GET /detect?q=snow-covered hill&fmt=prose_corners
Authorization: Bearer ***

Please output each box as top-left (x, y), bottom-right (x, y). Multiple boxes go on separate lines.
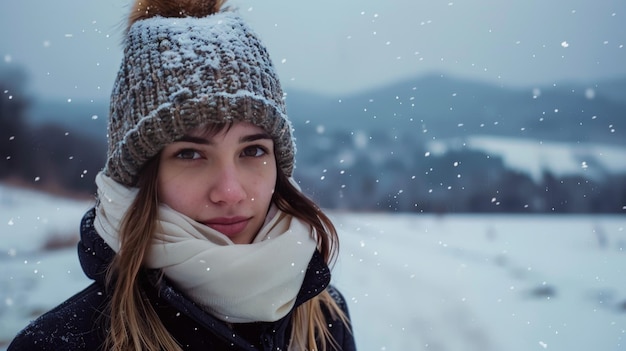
top-left (1, 184), bottom-right (625, 350)
top-left (429, 136), bottom-right (626, 182)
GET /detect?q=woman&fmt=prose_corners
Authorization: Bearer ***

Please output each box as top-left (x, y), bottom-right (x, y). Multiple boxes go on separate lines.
top-left (8, 0), bottom-right (356, 350)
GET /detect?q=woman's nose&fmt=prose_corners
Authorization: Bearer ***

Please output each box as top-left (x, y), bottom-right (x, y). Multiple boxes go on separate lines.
top-left (208, 165), bottom-right (246, 205)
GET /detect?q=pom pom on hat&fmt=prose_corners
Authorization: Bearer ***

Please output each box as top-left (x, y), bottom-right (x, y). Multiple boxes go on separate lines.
top-left (128, 0), bottom-right (225, 28)
top-left (105, 0), bottom-right (295, 186)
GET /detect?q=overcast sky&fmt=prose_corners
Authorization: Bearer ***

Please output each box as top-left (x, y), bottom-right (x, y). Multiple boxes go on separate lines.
top-left (1, 0), bottom-right (625, 102)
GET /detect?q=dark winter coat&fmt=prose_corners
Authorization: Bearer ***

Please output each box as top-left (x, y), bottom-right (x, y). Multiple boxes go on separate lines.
top-left (8, 208), bottom-right (356, 351)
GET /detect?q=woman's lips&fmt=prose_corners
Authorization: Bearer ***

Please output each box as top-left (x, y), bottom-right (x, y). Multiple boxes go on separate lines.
top-left (203, 217), bottom-right (250, 237)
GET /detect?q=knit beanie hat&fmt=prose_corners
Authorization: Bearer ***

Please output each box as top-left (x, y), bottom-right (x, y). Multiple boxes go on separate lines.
top-left (104, 0), bottom-right (294, 187)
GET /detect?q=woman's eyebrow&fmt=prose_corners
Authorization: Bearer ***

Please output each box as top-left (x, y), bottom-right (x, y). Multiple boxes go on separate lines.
top-left (174, 133), bottom-right (271, 144)
top-left (240, 133), bottom-right (272, 143)
top-left (175, 135), bottom-right (212, 145)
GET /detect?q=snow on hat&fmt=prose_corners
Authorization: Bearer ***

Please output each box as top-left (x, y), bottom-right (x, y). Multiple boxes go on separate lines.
top-left (104, 0), bottom-right (294, 186)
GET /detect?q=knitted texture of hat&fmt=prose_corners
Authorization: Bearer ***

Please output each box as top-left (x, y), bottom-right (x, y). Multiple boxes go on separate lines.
top-left (104, 10), bottom-right (294, 186)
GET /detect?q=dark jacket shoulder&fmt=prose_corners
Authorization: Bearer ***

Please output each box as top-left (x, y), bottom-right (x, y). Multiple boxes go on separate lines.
top-left (8, 282), bottom-right (108, 351)
top-left (325, 285), bottom-right (357, 351)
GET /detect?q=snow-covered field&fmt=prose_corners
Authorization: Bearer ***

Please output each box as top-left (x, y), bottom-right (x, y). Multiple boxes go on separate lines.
top-left (1, 184), bottom-right (625, 350)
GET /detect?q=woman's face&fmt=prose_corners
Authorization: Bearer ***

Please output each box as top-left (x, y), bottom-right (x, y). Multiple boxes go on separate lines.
top-left (158, 122), bottom-right (277, 244)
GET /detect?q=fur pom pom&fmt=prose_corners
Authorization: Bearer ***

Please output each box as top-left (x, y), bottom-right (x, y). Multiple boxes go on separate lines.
top-left (128, 0), bottom-right (226, 28)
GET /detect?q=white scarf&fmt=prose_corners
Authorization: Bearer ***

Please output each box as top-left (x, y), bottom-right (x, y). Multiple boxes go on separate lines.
top-left (93, 172), bottom-right (317, 323)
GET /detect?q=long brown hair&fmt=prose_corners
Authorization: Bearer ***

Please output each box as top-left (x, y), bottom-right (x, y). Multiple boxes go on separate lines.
top-left (273, 166), bottom-right (351, 351)
top-left (104, 126), bottom-right (350, 350)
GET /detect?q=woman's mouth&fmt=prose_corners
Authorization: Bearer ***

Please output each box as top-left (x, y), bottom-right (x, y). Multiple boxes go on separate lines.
top-left (203, 217), bottom-right (250, 237)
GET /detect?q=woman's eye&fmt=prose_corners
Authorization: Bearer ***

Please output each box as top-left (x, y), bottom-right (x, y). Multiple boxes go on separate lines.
top-left (176, 149), bottom-right (201, 160)
top-left (241, 145), bottom-right (266, 157)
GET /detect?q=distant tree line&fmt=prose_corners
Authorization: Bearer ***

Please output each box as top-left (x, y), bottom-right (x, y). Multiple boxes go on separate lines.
top-left (0, 66), bottom-right (105, 196)
top-left (294, 127), bottom-right (626, 214)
